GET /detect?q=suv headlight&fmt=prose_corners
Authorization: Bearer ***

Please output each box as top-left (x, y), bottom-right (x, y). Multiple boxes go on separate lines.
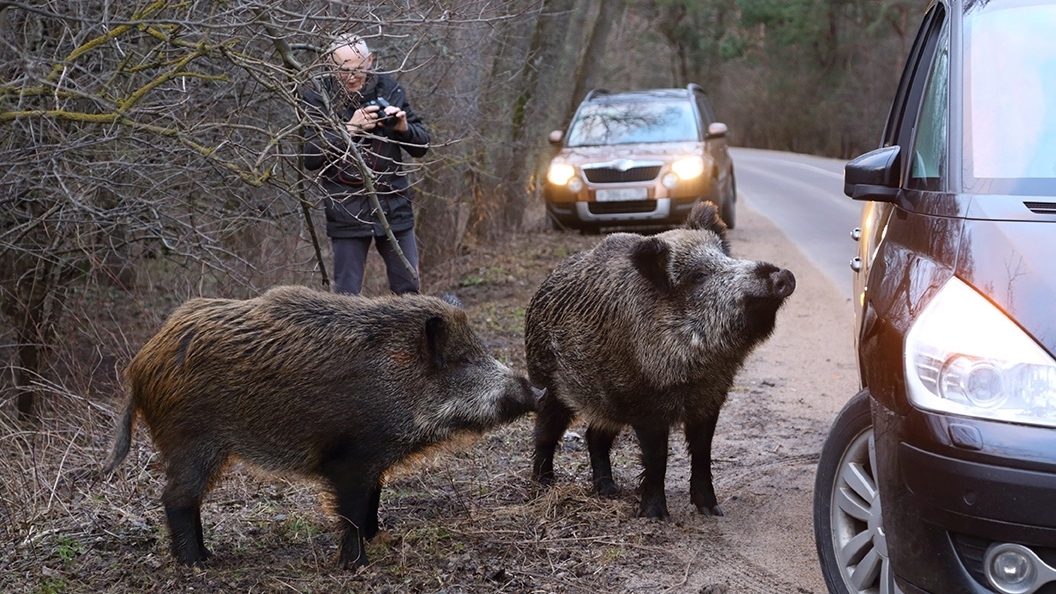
top-left (671, 156), bottom-right (705, 180)
top-left (904, 276), bottom-right (1056, 427)
top-left (546, 162), bottom-right (577, 186)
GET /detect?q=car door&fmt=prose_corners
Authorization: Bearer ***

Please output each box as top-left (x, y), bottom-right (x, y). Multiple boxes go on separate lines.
top-left (854, 2), bottom-right (954, 386)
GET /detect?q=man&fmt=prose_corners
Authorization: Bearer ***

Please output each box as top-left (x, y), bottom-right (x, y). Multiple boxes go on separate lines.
top-left (302, 35), bottom-right (430, 295)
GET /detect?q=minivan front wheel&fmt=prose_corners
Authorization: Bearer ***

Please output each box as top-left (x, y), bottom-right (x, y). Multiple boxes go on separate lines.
top-left (814, 390), bottom-right (898, 594)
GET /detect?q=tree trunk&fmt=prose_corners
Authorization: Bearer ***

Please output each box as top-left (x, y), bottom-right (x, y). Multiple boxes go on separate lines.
top-left (565, 0), bottom-right (626, 126)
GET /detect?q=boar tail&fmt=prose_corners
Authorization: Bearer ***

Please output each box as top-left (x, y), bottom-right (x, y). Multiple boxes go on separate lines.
top-left (103, 397), bottom-right (137, 474)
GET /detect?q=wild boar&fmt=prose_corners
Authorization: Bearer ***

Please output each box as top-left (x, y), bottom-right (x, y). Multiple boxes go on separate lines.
top-left (524, 202), bottom-right (795, 519)
top-left (104, 285), bottom-right (540, 569)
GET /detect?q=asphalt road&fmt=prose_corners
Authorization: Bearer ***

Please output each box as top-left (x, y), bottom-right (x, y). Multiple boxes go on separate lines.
top-left (730, 147), bottom-right (860, 299)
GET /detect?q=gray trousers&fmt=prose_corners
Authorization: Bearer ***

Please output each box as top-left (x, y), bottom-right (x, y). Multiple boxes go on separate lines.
top-left (331, 227), bottom-right (420, 295)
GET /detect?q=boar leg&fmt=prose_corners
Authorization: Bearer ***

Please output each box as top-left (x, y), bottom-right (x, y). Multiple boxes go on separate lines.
top-left (330, 483), bottom-right (372, 568)
top-left (685, 414), bottom-right (723, 516)
top-left (164, 504), bottom-right (209, 566)
top-left (632, 425), bottom-right (670, 520)
top-left (364, 484), bottom-right (382, 540)
top-left (162, 452), bottom-right (224, 565)
top-left (586, 425), bottom-right (620, 497)
top-left (321, 450), bottom-right (380, 566)
top-left (532, 392), bottom-right (574, 486)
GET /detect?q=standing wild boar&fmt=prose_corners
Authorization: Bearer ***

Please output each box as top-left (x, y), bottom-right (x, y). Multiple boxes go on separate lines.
top-left (104, 285), bottom-right (540, 569)
top-left (525, 201), bottom-right (795, 520)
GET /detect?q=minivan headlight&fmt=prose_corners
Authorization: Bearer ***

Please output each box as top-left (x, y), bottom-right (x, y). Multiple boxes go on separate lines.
top-left (546, 162), bottom-right (577, 186)
top-left (671, 156), bottom-right (705, 180)
top-left (904, 276), bottom-right (1056, 427)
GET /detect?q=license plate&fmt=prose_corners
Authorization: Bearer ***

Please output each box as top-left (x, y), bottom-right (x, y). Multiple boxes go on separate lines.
top-left (595, 187), bottom-right (648, 202)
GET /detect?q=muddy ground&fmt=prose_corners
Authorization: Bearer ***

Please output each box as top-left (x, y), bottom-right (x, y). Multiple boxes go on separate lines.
top-left (1, 201), bottom-right (858, 593)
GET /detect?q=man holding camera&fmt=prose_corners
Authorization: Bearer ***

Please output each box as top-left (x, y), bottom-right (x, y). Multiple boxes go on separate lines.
top-left (302, 35), bottom-right (430, 295)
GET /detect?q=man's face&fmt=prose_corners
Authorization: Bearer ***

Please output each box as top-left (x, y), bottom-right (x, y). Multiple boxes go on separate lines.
top-left (331, 45), bottom-right (372, 94)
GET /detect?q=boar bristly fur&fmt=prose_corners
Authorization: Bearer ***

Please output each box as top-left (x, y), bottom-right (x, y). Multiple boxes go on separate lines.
top-left (104, 285), bottom-right (540, 569)
top-left (525, 201), bottom-right (795, 520)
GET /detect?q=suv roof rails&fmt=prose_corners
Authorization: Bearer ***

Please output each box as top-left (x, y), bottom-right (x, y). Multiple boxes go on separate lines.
top-left (686, 83), bottom-right (705, 95)
top-left (584, 88), bottom-right (611, 101)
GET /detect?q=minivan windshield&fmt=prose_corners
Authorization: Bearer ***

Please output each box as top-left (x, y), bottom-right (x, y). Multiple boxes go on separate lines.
top-left (963, 2), bottom-right (1056, 194)
top-left (566, 100), bottom-right (698, 147)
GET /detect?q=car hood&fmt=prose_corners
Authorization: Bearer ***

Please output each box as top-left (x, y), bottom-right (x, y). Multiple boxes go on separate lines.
top-left (554, 142), bottom-right (703, 165)
top-left (958, 216), bottom-right (1056, 358)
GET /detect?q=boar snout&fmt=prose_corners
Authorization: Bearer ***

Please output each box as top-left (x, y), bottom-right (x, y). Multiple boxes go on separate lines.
top-left (530, 385), bottom-right (547, 412)
top-left (772, 268), bottom-right (796, 298)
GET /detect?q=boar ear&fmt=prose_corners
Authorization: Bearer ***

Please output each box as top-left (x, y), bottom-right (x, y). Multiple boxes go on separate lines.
top-left (686, 202), bottom-right (728, 238)
top-left (630, 237), bottom-right (673, 294)
top-left (424, 316), bottom-right (447, 369)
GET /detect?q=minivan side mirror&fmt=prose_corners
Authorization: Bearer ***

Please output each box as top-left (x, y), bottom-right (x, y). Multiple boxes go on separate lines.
top-left (844, 145), bottom-right (902, 203)
top-left (548, 130), bottom-right (563, 144)
top-left (707, 122), bottom-right (728, 138)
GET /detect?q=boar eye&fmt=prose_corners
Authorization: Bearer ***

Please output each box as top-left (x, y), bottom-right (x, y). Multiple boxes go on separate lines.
top-left (689, 270), bottom-right (709, 284)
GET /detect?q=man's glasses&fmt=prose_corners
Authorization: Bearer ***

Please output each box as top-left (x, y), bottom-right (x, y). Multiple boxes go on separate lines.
top-left (335, 65), bottom-right (369, 76)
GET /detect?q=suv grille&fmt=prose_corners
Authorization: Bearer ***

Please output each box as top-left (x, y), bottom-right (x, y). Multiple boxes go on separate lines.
top-left (583, 166), bottom-right (661, 184)
top-left (587, 200), bottom-right (658, 215)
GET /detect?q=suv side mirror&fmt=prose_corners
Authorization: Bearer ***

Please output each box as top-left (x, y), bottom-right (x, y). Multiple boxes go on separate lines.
top-left (707, 122), bottom-right (728, 138)
top-left (844, 145), bottom-right (902, 203)
top-left (548, 130), bottom-right (563, 144)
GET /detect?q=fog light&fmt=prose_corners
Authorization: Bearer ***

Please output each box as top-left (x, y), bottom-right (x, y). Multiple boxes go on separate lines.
top-left (661, 173), bottom-right (678, 189)
top-left (568, 177), bottom-right (583, 193)
top-left (984, 543), bottom-right (1056, 594)
top-left (993, 551), bottom-right (1034, 590)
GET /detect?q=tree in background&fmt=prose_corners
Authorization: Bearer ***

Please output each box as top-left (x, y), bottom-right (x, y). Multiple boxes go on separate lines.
top-left (582, 0), bottom-right (924, 158)
top-left (707, 0), bottom-right (922, 157)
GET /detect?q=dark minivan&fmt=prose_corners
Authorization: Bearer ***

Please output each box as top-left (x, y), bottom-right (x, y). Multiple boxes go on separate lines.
top-left (813, 1), bottom-right (1056, 594)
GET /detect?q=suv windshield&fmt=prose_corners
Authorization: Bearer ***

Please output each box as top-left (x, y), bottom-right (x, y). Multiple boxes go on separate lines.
top-left (964, 2), bottom-right (1056, 193)
top-left (566, 100), bottom-right (698, 147)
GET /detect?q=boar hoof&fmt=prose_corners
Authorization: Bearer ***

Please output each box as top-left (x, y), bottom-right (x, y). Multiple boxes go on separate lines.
top-left (531, 468), bottom-right (555, 487)
top-left (174, 551), bottom-right (209, 568)
top-left (696, 503), bottom-right (724, 517)
top-left (636, 500), bottom-right (670, 521)
top-left (593, 477), bottom-right (619, 498)
top-left (339, 550), bottom-right (369, 570)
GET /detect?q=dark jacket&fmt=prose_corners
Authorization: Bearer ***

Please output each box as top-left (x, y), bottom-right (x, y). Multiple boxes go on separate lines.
top-left (302, 72), bottom-right (430, 238)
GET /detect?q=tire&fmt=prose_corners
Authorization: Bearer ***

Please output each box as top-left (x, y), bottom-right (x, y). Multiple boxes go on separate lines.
top-left (813, 390), bottom-right (899, 594)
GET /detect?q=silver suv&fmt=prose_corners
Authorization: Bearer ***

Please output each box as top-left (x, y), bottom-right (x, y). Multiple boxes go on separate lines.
top-left (543, 85), bottom-right (736, 233)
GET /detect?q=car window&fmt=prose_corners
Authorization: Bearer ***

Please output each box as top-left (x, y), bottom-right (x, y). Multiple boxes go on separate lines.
top-left (907, 22), bottom-right (950, 192)
top-left (882, 3), bottom-right (946, 151)
top-left (963, 2), bottom-right (1056, 193)
top-left (566, 100), bottom-right (699, 147)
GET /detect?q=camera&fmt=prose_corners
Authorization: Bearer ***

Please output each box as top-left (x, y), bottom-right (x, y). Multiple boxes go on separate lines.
top-left (365, 97), bottom-right (397, 125)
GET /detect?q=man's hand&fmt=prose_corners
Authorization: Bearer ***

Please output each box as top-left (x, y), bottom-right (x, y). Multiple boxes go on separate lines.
top-left (346, 105), bottom-right (407, 134)
top-left (381, 106), bottom-right (408, 133)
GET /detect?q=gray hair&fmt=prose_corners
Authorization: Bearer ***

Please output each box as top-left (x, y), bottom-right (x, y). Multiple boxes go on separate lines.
top-left (328, 34), bottom-right (370, 59)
